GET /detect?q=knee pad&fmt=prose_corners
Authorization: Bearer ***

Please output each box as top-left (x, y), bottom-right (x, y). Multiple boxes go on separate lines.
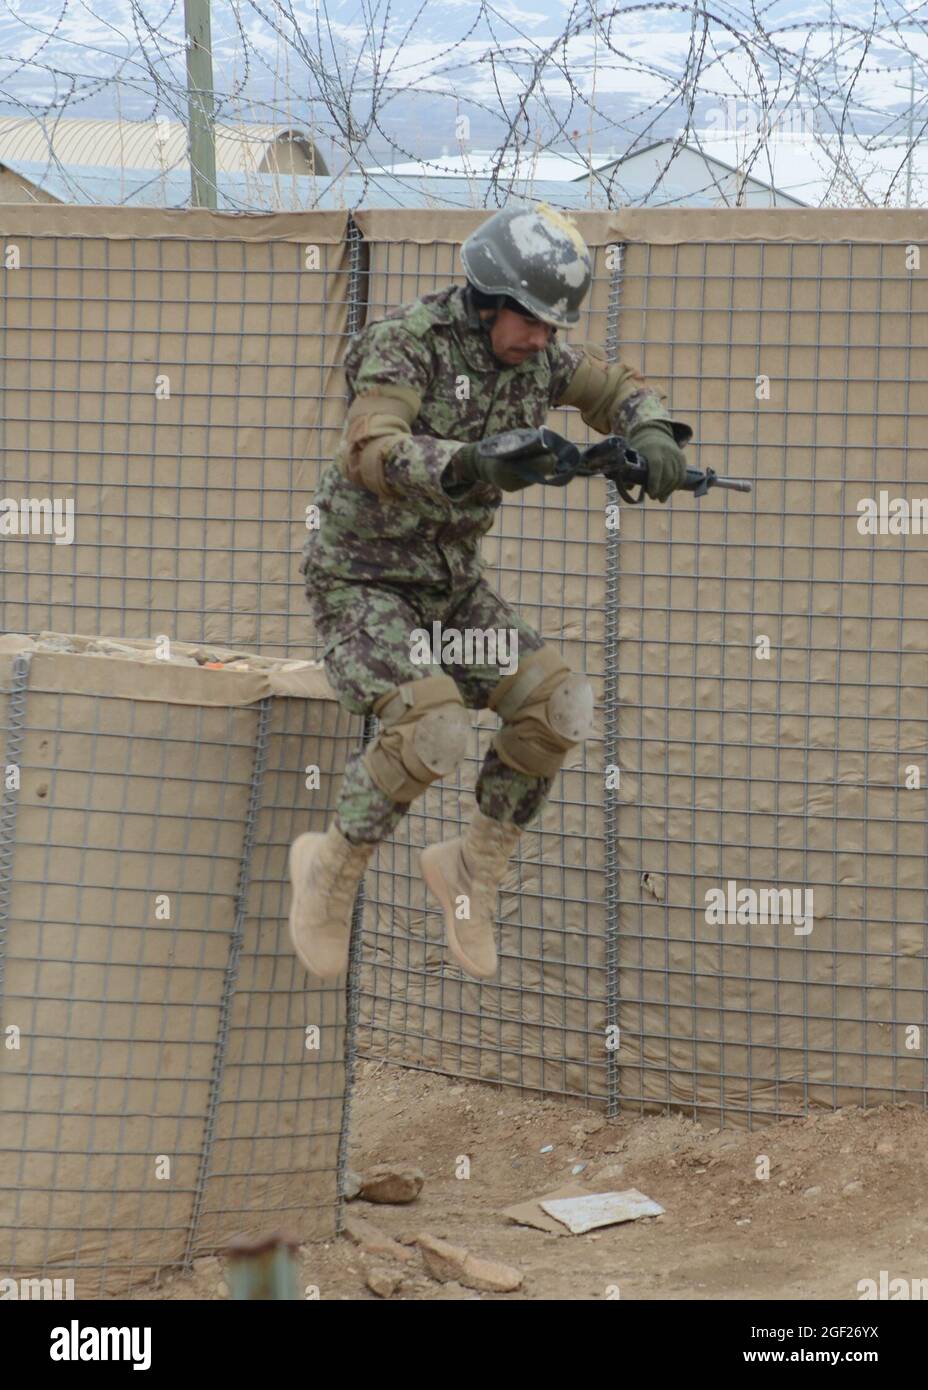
top-left (488, 646), bottom-right (595, 777)
top-left (363, 675), bottom-right (470, 803)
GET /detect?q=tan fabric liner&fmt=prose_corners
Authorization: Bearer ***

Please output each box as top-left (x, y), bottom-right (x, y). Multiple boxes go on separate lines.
top-left (0, 204), bottom-right (349, 242)
top-left (353, 206), bottom-right (928, 245)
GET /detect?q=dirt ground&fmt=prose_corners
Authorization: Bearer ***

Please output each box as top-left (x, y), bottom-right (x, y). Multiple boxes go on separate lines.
top-left (133, 1059), bottom-right (928, 1301)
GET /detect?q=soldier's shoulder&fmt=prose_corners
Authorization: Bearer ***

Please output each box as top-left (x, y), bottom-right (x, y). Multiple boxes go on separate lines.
top-left (548, 338), bottom-right (605, 368)
top-left (367, 286), bottom-right (458, 341)
top-left (343, 290), bottom-right (460, 386)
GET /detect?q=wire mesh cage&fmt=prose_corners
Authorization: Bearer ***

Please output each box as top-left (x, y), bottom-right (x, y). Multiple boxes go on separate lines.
top-left (0, 636), bottom-right (362, 1296)
top-left (1, 206), bottom-right (926, 1150)
top-left (351, 211), bottom-right (928, 1127)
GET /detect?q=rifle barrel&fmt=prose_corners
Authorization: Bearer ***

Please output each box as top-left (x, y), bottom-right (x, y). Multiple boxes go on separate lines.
top-left (711, 477), bottom-right (752, 492)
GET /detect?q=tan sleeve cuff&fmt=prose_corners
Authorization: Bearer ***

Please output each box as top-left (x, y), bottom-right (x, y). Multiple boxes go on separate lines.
top-left (560, 349), bottom-right (646, 436)
top-left (337, 386), bottom-right (422, 498)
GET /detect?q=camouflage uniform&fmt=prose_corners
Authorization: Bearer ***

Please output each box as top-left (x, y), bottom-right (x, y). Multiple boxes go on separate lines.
top-left (301, 283), bottom-right (686, 845)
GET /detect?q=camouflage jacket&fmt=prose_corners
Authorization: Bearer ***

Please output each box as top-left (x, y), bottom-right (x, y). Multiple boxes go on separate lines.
top-left (301, 284), bottom-right (690, 592)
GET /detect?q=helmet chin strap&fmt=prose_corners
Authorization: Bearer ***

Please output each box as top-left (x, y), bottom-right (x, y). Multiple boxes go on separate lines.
top-left (463, 283), bottom-right (512, 365)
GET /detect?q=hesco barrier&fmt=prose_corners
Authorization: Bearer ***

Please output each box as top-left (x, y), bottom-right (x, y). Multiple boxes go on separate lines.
top-left (352, 211), bottom-right (928, 1124)
top-left (1, 206), bottom-right (927, 1129)
top-left (0, 205), bottom-right (350, 654)
top-left (0, 635), bottom-right (361, 1295)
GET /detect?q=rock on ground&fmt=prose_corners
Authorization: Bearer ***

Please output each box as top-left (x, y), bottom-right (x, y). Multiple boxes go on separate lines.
top-left (364, 1263), bottom-right (403, 1299)
top-left (417, 1233), bottom-right (522, 1292)
top-left (343, 1213), bottom-right (416, 1263)
top-left (359, 1164), bottom-right (425, 1204)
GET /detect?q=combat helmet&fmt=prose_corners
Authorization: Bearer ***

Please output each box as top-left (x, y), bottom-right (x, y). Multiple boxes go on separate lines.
top-left (460, 203), bottom-right (593, 328)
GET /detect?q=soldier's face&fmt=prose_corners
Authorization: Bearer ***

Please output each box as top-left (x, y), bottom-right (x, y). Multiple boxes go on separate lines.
top-left (486, 307), bottom-right (556, 365)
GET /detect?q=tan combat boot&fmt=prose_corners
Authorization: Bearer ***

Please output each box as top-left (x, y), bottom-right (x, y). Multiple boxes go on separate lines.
top-left (289, 823), bottom-right (375, 981)
top-left (420, 807), bottom-right (522, 979)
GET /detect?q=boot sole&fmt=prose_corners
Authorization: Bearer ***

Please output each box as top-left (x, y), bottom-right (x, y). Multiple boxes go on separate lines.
top-left (288, 834), bottom-right (348, 982)
top-left (420, 844), bottom-right (498, 980)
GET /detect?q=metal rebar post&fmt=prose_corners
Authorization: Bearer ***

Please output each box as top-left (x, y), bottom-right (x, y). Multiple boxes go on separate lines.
top-left (0, 654), bottom-right (31, 1011)
top-left (184, 695), bottom-right (272, 1267)
top-left (334, 214), bottom-right (372, 1235)
top-left (603, 246), bottom-right (624, 1120)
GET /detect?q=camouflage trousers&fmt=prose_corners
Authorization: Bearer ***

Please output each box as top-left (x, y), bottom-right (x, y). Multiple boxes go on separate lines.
top-left (304, 572), bottom-right (555, 845)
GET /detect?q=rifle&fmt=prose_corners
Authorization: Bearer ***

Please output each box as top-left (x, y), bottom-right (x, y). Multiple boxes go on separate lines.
top-left (478, 427), bottom-right (753, 504)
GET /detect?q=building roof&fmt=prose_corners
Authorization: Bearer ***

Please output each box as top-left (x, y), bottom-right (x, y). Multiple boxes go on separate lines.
top-left (364, 140), bottom-right (806, 207)
top-left (365, 150), bottom-right (620, 182)
top-left (0, 160), bottom-right (60, 203)
top-left (1, 156), bottom-right (759, 211)
top-left (594, 138), bottom-right (806, 207)
top-left (372, 136), bottom-right (927, 209)
top-left (0, 159), bottom-right (330, 210)
top-left (1, 131), bottom-right (855, 211)
top-left (675, 133), bottom-right (928, 207)
top-left (2, 120), bottom-right (917, 211)
top-left (0, 117), bottom-right (325, 176)
top-left (0, 158), bottom-right (620, 210)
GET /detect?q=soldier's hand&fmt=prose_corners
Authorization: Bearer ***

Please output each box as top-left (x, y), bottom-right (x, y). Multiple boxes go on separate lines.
top-left (449, 435), bottom-right (558, 493)
top-left (627, 421), bottom-right (687, 503)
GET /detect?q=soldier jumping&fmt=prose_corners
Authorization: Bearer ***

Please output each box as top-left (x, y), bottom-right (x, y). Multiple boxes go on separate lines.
top-left (291, 204), bottom-right (692, 982)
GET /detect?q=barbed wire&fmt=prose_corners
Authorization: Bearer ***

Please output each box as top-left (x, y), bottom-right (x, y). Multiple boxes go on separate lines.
top-left (0, 0), bottom-right (925, 209)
